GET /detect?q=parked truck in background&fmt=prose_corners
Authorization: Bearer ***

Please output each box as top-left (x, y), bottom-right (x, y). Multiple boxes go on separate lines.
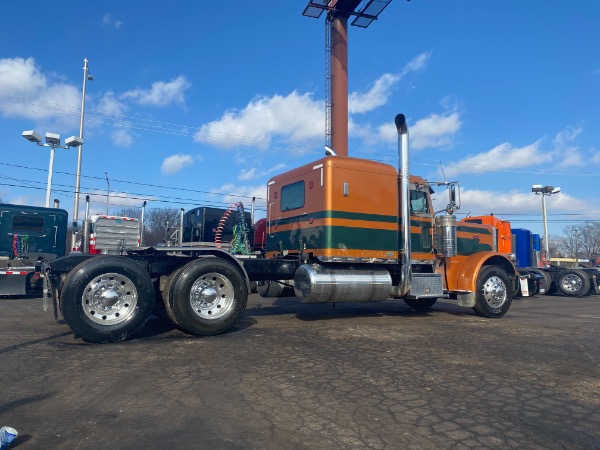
top-left (0, 203), bottom-right (68, 296)
top-left (42, 114), bottom-right (527, 343)
top-left (461, 215), bottom-right (599, 297)
top-left (511, 227), bottom-right (599, 297)
top-left (79, 214), bottom-right (141, 254)
top-left (0, 200), bottom-right (142, 296)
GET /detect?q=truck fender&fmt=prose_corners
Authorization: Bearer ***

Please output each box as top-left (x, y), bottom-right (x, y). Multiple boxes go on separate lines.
top-left (452, 252), bottom-right (518, 306)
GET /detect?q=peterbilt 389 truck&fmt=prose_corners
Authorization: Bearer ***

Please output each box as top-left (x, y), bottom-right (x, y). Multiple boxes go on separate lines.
top-left (42, 114), bottom-right (526, 343)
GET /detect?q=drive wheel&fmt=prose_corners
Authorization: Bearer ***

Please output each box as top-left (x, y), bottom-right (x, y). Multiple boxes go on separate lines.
top-left (162, 267), bottom-right (186, 326)
top-left (403, 298), bottom-right (437, 311)
top-left (168, 258), bottom-right (248, 336)
top-left (473, 265), bottom-right (512, 318)
top-left (557, 269), bottom-right (590, 297)
top-left (61, 256), bottom-right (154, 343)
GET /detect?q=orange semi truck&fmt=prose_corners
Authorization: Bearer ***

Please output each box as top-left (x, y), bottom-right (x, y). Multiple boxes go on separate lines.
top-left (42, 114), bottom-right (526, 343)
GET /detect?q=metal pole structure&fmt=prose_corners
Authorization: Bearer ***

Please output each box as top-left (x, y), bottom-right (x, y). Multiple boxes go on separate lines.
top-left (72, 58), bottom-right (92, 250)
top-left (541, 193), bottom-right (549, 261)
top-left (329, 13), bottom-right (349, 157)
top-left (45, 145), bottom-right (56, 208)
top-left (105, 172), bottom-right (110, 215)
top-left (140, 201), bottom-right (147, 247)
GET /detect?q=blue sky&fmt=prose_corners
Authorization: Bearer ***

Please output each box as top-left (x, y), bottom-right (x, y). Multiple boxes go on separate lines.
top-left (1, 0), bottom-right (599, 238)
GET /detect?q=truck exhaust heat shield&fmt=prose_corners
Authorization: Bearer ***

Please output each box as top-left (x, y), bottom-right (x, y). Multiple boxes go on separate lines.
top-left (294, 264), bottom-right (392, 303)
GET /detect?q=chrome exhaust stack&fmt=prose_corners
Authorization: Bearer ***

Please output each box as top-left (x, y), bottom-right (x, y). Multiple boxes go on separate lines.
top-left (395, 113), bottom-right (411, 297)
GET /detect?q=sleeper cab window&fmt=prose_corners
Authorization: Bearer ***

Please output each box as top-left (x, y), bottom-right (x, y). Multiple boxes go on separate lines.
top-left (410, 189), bottom-right (429, 215)
top-left (280, 180), bottom-right (305, 212)
top-left (12, 215), bottom-right (45, 232)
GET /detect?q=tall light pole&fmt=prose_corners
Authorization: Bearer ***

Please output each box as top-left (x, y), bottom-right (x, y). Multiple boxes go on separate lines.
top-left (532, 184), bottom-right (561, 266)
top-left (22, 131), bottom-right (83, 207)
top-left (574, 229), bottom-right (579, 264)
top-left (72, 58), bottom-right (93, 250)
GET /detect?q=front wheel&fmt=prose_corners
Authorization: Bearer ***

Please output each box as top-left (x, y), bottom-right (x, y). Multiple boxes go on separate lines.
top-left (60, 256), bottom-right (155, 343)
top-left (166, 258), bottom-right (248, 336)
top-left (473, 265), bottom-right (512, 318)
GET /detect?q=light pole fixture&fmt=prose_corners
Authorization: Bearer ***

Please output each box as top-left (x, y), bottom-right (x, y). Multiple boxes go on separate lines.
top-left (532, 184), bottom-right (561, 265)
top-left (22, 130), bottom-right (83, 208)
top-left (71, 57), bottom-right (93, 251)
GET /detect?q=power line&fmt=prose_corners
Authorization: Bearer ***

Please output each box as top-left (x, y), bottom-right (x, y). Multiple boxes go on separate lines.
top-left (0, 161), bottom-right (267, 201)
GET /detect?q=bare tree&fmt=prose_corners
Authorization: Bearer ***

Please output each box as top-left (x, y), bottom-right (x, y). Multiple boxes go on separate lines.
top-left (144, 207), bottom-right (181, 246)
top-left (113, 207), bottom-right (142, 220)
top-left (547, 234), bottom-right (564, 259)
top-left (111, 206), bottom-right (180, 246)
top-left (558, 225), bottom-right (581, 259)
top-left (579, 222), bottom-right (600, 263)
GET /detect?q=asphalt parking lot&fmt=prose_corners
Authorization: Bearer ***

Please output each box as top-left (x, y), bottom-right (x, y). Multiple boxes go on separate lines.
top-left (0, 293), bottom-right (599, 449)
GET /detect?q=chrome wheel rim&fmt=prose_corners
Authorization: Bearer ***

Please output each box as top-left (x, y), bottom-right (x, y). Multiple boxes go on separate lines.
top-left (190, 272), bottom-right (235, 320)
top-left (560, 274), bottom-right (582, 293)
top-left (482, 275), bottom-right (507, 308)
top-left (82, 272), bottom-right (138, 325)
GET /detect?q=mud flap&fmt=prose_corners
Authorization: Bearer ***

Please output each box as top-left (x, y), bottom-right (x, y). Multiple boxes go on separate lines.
top-left (0, 272), bottom-right (28, 296)
top-left (519, 276), bottom-right (530, 297)
top-left (457, 292), bottom-right (476, 307)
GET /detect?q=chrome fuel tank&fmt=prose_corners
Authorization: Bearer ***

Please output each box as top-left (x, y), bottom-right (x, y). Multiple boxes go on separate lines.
top-left (294, 264), bottom-right (392, 303)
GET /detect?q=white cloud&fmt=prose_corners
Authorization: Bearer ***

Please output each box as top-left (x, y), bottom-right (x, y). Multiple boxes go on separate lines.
top-left (111, 128), bottom-right (134, 147)
top-left (0, 57), bottom-right (46, 96)
top-left (443, 140), bottom-right (551, 178)
top-left (410, 111), bottom-right (462, 150)
top-left (348, 51), bottom-right (431, 114)
top-left (432, 187), bottom-right (600, 218)
top-left (554, 149), bottom-right (583, 168)
top-left (210, 183), bottom-right (267, 212)
top-left (102, 13), bottom-right (123, 29)
top-left (98, 91), bottom-right (126, 116)
top-left (238, 163), bottom-right (287, 181)
top-left (195, 91), bottom-right (323, 149)
top-left (161, 154), bottom-right (194, 175)
top-left (0, 57), bottom-right (79, 126)
top-left (194, 52), bottom-right (431, 152)
top-left (349, 73), bottom-right (400, 114)
top-left (85, 189), bottom-right (154, 211)
top-left (6, 195), bottom-right (42, 207)
top-left (554, 125), bottom-right (582, 146)
top-left (366, 110), bottom-right (462, 151)
top-left (122, 76), bottom-right (191, 106)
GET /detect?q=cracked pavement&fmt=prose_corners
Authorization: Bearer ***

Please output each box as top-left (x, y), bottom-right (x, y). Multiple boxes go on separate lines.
top-left (0, 294), bottom-right (599, 449)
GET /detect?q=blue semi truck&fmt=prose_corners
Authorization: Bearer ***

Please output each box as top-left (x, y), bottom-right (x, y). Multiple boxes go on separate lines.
top-left (0, 203), bottom-right (68, 296)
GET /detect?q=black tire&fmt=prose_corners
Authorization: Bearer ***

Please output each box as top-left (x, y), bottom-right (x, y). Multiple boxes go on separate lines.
top-left (556, 269), bottom-right (590, 297)
top-left (403, 298), bottom-right (437, 311)
top-left (528, 278), bottom-right (540, 297)
top-left (527, 268), bottom-right (552, 295)
top-left (61, 256), bottom-right (155, 343)
top-left (161, 266), bottom-right (186, 326)
top-left (472, 265), bottom-right (513, 318)
top-left (167, 258), bottom-right (248, 336)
